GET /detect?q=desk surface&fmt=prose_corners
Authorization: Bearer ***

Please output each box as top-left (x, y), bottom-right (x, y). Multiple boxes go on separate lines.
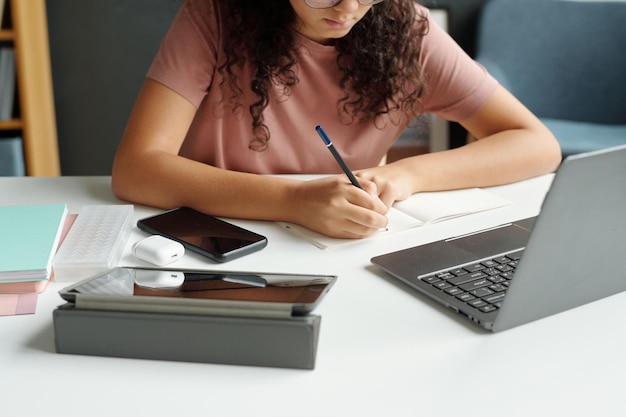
top-left (2, 175), bottom-right (625, 417)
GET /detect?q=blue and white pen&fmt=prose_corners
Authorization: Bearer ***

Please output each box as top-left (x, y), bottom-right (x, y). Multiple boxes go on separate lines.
top-left (315, 125), bottom-right (363, 189)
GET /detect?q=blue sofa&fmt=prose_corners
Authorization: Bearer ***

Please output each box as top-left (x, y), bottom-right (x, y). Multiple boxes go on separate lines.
top-left (475, 0), bottom-right (626, 157)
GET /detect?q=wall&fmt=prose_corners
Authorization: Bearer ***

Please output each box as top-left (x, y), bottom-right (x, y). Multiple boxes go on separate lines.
top-left (46, 0), bottom-right (181, 175)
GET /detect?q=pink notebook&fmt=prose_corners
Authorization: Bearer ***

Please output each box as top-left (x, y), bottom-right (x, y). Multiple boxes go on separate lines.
top-left (0, 293), bottom-right (39, 316)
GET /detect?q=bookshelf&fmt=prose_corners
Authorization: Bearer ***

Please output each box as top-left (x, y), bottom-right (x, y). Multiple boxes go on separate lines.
top-left (0, 0), bottom-right (60, 176)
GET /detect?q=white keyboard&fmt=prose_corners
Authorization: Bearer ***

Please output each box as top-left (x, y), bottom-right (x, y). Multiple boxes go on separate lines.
top-left (53, 205), bottom-right (134, 282)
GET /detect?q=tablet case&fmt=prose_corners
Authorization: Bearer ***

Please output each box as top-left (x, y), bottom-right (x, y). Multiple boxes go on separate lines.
top-left (53, 303), bottom-right (321, 369)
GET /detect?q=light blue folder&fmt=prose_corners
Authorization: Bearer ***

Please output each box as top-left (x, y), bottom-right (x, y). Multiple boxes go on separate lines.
top-left (0, 204), bottom-right (68, 282)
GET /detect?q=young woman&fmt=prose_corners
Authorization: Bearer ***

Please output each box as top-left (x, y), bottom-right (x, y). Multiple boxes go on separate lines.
top-left (112, 0), bottom-right (561, 239)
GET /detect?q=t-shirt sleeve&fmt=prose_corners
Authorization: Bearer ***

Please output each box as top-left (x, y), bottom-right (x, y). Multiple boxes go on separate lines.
top-left (418, 7), bottom-right (498, 122)
top-left (146, 0), bottom-right (219, 107)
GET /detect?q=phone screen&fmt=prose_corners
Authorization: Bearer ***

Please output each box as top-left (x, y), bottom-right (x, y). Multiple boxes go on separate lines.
top-left (137, 207), bottom-right (267, 262)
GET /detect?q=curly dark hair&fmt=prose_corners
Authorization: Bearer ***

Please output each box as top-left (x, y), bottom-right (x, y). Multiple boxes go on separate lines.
top-left (217, 0), bottom-right (429, 150)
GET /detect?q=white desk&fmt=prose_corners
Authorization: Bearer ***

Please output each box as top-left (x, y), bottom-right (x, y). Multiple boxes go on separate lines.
top-left (2, 176), bottom-right (625, 417)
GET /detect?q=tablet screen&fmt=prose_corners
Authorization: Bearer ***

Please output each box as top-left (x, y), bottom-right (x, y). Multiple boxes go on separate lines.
top-left (60, 268), bottom-right (336, 308)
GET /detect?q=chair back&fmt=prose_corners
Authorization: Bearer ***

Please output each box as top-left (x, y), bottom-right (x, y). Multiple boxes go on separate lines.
top-left (476, 0), bottom-right (626, 124)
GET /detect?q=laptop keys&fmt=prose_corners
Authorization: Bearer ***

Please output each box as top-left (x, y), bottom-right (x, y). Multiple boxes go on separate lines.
top-left (483, 292), bottom-right (506, 305)
top-left (448, 271), bottom-right (489, 286)
top-left (456, 292), bottom-right (476, 302)
top-left (421, 249), bottom-right (524, 313)
top-left (464, 263), bottom-right (485, 273)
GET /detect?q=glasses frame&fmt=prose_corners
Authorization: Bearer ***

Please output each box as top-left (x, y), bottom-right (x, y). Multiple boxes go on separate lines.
top-left (304, 0), bottom-right (384, 9)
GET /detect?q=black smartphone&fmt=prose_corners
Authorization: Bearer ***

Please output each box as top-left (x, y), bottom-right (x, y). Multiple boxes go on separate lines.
top-left (136, 207), bottom-right (268, 263)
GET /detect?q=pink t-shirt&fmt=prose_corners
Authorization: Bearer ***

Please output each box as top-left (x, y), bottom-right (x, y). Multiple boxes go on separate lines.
top-left (147, 0), bottom-right (498, 174)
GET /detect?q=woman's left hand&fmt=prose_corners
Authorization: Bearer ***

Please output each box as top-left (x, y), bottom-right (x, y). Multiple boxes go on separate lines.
top-left (355, 162), bottom-right (416, 209)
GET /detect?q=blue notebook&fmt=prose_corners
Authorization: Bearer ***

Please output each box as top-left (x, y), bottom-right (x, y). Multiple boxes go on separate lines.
top-left (0, 204), bottom-right (68, 282)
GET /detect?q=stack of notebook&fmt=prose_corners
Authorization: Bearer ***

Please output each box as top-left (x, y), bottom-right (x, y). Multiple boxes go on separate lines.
top-left (0, 204), bottom-right (69, 316)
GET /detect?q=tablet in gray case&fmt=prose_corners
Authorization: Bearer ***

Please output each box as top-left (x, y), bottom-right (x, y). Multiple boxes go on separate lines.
top-left (54, 268), bottom-right (335, 369)
top-left (53, 304), bottom-right (321, 369)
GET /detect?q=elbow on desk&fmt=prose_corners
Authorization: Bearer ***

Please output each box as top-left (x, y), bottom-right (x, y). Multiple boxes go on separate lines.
top-left (541, 127), bottom-right (563, 174)
top-left (110, 159), bottom-right (182, 212)
top-left (519, 121), bottom-right (563, 176)
top-left (110, 159), bottom-right (144, 206)
top-left (110, 169), bottom-right (134, 204)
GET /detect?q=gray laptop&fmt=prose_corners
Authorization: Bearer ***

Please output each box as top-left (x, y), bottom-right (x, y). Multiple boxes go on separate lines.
top-left (371, 144), bottom-right (626, 332)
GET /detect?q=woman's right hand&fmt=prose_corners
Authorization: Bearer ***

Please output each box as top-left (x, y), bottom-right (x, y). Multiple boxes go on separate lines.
top-left (285, 175), bottom-right (389, 239)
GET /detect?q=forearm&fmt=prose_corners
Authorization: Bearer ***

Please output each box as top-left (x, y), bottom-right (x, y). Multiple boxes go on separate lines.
top-left (112, 151), bottom-right (299, 222)
top-left (398, 128), bottom-right (562, 193)
top-left (386, 85), bottom-right (562, 195)
top-left (358, 122), bottom-right (561, 209)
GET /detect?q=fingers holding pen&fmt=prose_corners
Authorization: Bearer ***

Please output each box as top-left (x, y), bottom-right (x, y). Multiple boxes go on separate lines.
top-left (331, 187), bottom-right (389, 238)
top-left (351, 176), bottom-right (389, 214)
top-left (358, 174), bottom-right (398, 209)
top-left (306, 125), bottom-right (389, 237)
top-left (355, 163), bottom-right (415, 208)
top-left (290, 176), bottom-right (388, 239)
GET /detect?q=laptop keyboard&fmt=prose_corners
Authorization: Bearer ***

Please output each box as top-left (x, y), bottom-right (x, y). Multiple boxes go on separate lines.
top-left (420, 249), bottom-right (524, 314)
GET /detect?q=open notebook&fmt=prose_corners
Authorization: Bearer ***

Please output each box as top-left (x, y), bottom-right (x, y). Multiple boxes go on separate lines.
top-left (279, 187), bottom-right (511, 249)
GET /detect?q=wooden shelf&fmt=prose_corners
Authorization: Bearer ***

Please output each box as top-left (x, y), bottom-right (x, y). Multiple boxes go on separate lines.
top-left (0, 29), bottom-right (13, 41)
top-left (0, 119), bottom-right (22, 130)
top-left (2, 0), bottom-right (60, 176)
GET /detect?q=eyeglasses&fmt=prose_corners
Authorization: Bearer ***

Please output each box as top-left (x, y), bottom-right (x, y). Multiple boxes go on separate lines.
top-left (304, 0), bottom-right (384, 9)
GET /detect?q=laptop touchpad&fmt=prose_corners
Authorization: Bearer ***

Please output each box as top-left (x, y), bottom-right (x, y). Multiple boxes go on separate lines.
top-left (448, 223), bottom-right (531, 259)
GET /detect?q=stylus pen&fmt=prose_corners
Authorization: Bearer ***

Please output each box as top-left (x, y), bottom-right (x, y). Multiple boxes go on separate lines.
top-left (315, 125), bottom-right (363, 189)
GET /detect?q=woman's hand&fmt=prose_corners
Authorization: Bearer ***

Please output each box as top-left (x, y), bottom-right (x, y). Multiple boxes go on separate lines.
top-left (355, 163), bottom-right (416, 208)
top-left (286, 175), bottom-right (389, 239)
